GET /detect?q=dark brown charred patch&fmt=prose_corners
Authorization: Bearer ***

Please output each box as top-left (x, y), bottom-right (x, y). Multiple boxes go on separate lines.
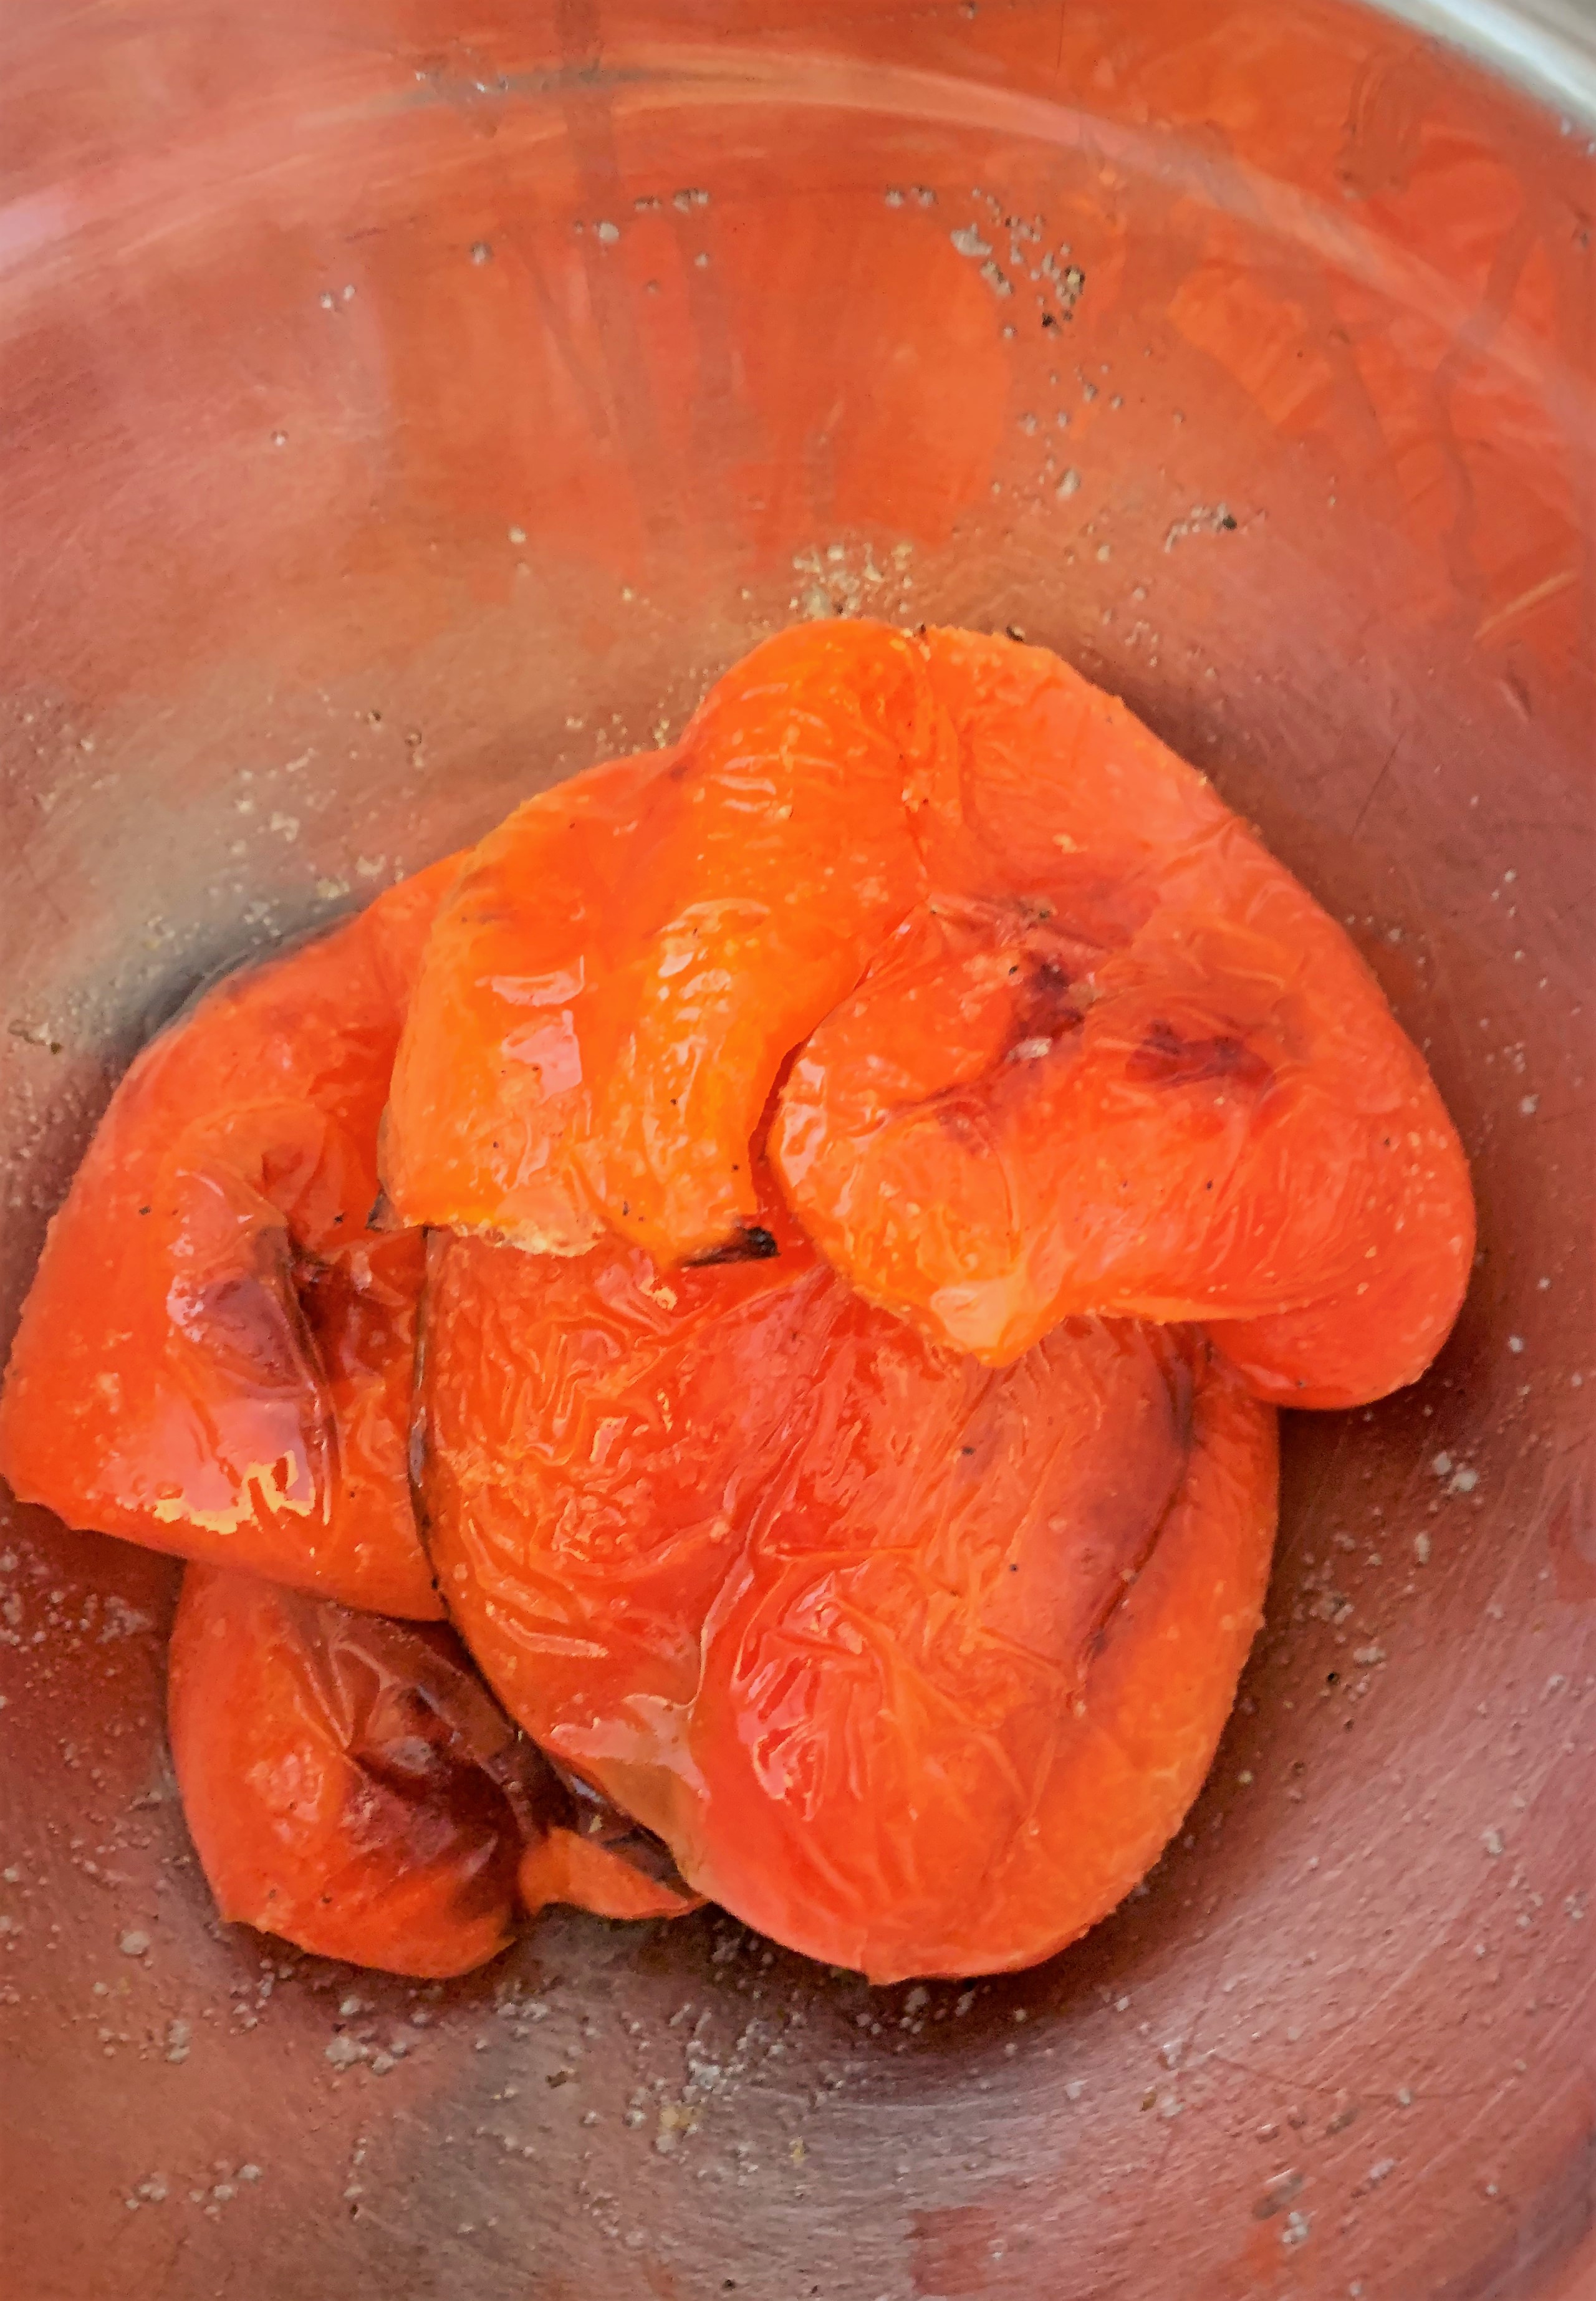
top-left (686, 1224), bottom-right (780, 1266)
top-left (1006, 951), bottom-right (1086, 1052)
top-left (933, 1095), bottom-right (991, 1145)
top-left (294, 1244), bottom-right (413, 1403)
top-left (292, 1247), bottom-right (342, 1310)
top-left (491, 1736), bottom-right (694, 1897)
top-left (169, 1261), bottom-right (312, 1391)
top-left (1127, 1019), bottom-right (1272, 1093)
top-left (315, 1601), bottom-right (697, 1907)
top-left (327, 1653), bottom-right (524, 1901)
top-left (353, 1683), bottom-right (461, 1796)
top-left (328, 1630), bottom-right (664, 1898)
top-left (542, 1757), bottom-right (695, 1895)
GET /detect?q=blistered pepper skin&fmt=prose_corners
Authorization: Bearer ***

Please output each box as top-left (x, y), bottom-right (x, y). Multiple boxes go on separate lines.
top-left (168, 1565), bottom-right (527, 1977)
top-left (772, 628), bottom-right (1475, 1401)
top-left (418, 1168), bottom-right (1279, 1982)
top-left (0, 860), bottom-right (459, 1615)
top-left (385, 622), bottom-right (1472, 1408)
top-left (383, 621), bottom-right (956, 1265)
top-left (13, 618), bottom-right (1473, 1987)
top-left (169, 1565), bottom-right (700, 1974)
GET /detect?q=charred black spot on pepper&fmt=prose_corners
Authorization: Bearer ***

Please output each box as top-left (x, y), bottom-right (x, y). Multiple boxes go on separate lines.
top-left (688, 1226), bottom-right (780, 1266)
top-left (1001, 951), bottom-right (1085, 1058)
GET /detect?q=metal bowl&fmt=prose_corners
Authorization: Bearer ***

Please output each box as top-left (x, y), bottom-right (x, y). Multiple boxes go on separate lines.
top-left (2, 3), bottom-right (1590, 2295)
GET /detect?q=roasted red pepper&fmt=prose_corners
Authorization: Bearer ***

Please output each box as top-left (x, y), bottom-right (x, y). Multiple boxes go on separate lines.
top-left (2, 622), bottom-right (1474, 1982)
top-left (0, 861), bottom-right (458, 1613)
top-left (169, 1565), bottom-right (696, 1976)
top-left (418, 1151), bottom-right (1278, 1981)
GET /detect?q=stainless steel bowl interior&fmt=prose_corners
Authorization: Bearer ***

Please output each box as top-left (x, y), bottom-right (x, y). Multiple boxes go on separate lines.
top-left (1, 3), bottom-right (1591, 2296)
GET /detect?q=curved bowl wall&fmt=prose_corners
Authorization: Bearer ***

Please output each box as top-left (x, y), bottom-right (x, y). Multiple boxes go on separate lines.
top-left (0, 4), bottom-right (1590, 2297)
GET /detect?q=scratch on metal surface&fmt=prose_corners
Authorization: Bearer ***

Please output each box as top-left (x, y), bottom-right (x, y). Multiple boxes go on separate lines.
top-left (1351, 739), bottom-right (1403, 838)
top-left (1474, 566), bottom-right (1580, 645)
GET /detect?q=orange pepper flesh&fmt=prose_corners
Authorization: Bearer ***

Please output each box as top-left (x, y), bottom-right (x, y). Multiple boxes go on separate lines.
top-left (0, 859), bottom-right (460, 1614)
top-left (169, 1564), bottom-right (697, 1976)
top-left (1, 622), bottom-right (1475, 1978)
top-left (385, 622), bottom-right (949, 1266)
top-left (387, 624), bottom-right (1473, 1408)
top-left (418, 1146), bottom-right (1279, 1981)
top-left (776, 628), bottom-right (1474, 1401)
